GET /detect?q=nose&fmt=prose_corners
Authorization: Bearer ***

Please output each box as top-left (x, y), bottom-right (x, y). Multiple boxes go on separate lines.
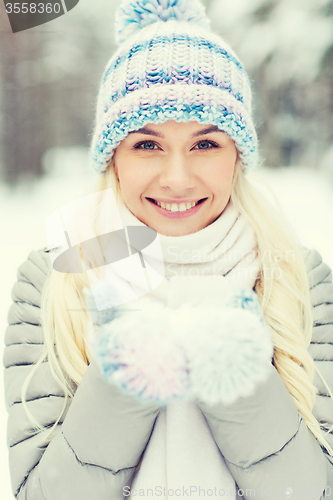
top-left (158, 152), bottom-right (196, 192)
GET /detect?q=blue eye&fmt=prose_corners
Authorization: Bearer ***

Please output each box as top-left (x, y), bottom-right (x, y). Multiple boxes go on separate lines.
top-left (134, 141), bottom-right (159, 150)
top-left (194, 140), bottom-right (219, 150)
top-left (132, 139), bottom-right (220, 152)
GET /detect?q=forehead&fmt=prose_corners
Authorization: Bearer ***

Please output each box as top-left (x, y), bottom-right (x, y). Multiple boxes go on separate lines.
top-left (127, 121), bottom-right (226, 139)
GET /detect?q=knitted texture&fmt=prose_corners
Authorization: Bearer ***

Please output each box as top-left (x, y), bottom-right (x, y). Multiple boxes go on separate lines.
top-left (90, 0), bottom-right (258, 174)
top-left (84, 284), bottom-right (273, 406)
top-left (115, 0), bottom-right (211, 44)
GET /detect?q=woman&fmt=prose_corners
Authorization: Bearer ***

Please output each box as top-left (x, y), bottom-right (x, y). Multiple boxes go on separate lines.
top-left (4, 1), bottom-right (333, 499)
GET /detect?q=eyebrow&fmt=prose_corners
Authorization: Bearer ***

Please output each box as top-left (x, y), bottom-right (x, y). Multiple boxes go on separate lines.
top-left (127, 125), bottom-right (223, 138)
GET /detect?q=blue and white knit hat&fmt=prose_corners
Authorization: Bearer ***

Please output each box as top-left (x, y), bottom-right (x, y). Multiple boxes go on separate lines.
top-left (90, 0), bottom-right (258, 174)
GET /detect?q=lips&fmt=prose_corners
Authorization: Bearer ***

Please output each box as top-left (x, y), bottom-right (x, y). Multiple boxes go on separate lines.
top-left (146, 197), bottom-right (207, 219)
top-left (147, 197), bottom-right (207, 205)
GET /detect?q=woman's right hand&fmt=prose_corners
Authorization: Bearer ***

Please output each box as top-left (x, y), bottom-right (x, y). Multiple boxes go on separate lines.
top-left (83, 280), bottom-right (190, 405)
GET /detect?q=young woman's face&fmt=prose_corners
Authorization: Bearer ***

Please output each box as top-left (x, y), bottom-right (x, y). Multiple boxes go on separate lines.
top-left (113, 120), bottom-right (238, 236)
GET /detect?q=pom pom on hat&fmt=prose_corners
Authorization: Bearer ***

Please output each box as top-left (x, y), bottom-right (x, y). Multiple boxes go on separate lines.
top-left (115, 0), bottom-right (211, 45)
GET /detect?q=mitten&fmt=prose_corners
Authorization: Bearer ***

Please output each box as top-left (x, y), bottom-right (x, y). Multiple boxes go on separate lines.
top-left (175, 288), bottom-right (274, 406)
top-left (84, 279), bottom-right (273, 407)
top-left (83, 281), bottom-right (190, 405)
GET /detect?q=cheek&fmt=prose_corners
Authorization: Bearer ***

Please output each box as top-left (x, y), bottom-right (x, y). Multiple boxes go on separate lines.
top-left (210, 162), bottom-right (235, 187)
top-left (117, 162), bottom-right (149, 200)
top-left (205, 158), bottom-right (236, 200)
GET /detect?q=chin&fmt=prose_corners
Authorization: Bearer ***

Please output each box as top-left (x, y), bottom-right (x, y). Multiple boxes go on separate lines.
top-left (157, 221), bottom-right (204, 237)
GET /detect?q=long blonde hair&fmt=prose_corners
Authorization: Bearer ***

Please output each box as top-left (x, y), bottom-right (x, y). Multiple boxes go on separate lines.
top-left (21, 157), bottom-right (333, 459)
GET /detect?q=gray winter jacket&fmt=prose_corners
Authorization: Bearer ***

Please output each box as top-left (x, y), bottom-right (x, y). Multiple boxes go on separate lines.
top-left (3, 246), bottom-right (333, 500)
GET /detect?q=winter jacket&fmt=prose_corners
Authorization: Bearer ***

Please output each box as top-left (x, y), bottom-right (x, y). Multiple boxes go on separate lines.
top-left (3, 245), bottom-right (333, 500)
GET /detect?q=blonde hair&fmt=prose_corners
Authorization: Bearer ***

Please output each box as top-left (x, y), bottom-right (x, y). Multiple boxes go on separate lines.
top-left (21, 157), bottom-right (333, 459)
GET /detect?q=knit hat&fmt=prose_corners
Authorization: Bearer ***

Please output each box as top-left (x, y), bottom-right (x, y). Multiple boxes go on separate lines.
top-left (90, 0), bottom-right (258, 175)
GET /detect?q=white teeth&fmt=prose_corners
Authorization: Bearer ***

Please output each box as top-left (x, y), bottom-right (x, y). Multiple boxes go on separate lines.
top-left (153, 199), bottom-right (201, 211)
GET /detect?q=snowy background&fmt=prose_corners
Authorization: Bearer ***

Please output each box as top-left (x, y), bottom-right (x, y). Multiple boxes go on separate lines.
top-left (1, 0), bottom-right (333, 498)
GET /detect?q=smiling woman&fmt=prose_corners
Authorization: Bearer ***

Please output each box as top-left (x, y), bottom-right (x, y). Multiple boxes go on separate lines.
top-left (3, 0), bottom-right (333, 499)
top-left (113, 121), bottom-right (238, 236)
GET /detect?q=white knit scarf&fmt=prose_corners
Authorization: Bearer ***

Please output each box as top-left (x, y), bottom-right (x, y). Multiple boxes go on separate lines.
top-left (113, 196), bottom-right (262, 500)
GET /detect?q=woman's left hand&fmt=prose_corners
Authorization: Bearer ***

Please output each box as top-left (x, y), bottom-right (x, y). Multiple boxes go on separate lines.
top-left (178, 289), bottom-right (274, 406)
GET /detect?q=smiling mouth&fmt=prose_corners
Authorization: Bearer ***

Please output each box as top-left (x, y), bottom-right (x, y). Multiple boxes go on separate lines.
top-left (147, 198), bottom-right (207, 212)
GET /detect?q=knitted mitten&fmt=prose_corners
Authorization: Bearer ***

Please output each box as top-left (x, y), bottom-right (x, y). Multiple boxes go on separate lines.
top-left (173, 289), bottom-right (274, 406)
top-left (84, 281), bottom-right (273, 406)
top-left (84, 282), bottom-right (190, 404)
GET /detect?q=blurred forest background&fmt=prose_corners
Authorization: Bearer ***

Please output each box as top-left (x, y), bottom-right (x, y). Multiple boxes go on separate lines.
top-left (0, 0), bottom-right (333, 185)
